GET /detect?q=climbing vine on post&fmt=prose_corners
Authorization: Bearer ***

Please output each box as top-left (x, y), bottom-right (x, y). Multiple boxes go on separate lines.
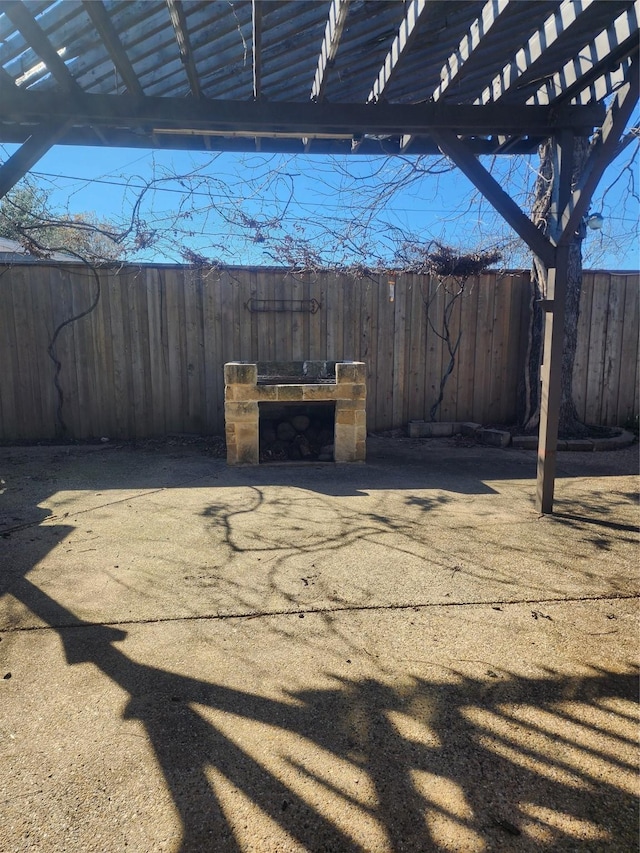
top-left (419, 243), bottom-right (501, 421)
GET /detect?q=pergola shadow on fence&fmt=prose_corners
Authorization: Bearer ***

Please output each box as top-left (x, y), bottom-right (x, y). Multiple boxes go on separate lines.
top-left (0, 0), bottom-right (637, 511)
top-left (0, 263), bottom-right (636, 443)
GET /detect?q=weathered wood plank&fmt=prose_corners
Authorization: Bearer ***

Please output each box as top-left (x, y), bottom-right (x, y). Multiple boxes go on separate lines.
top-left (391, 273), bottom-right (407, 428)
top-left (0, 273), bottom-right (25, 438)
top-left (424, 276), bottom-right (445, 422)
top-left (616, 274), bottom-right (639, 427)
top-left (488, 273), bottom-right (512, 423)
top-left (145, 266), bottom-right (168, 436)
top-left (572, 271), bottom-right (595, 423)
top-left (376, 273), bottom-right (395, 429)
top-left (600, 273), bottom-right (626, 426)
top-left (404, 272), bottom-right (425, 422)
top-left (363, 274), bottom-right (378, 428)
top-left (454, 275), bottom-right (479, 422)
top-left (473, 272), bottom-right (495, 424)
top-left (200, 270), bottom-right (219, 433)
top-left (584, 271), bottom-right (611, 425)
top-left (163, 268), bottom-right (186, 433)
top-left (504, 273), bottom-right (526, 423)
top-left (440, 276), bottom-right (463, 423)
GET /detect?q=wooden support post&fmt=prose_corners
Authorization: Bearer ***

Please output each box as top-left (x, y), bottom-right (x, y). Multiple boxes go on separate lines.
top-left (536, 244), bottom-right (569, 513)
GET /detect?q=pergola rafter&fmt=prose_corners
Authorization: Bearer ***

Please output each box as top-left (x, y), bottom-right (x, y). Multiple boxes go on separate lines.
top-left (166, 0), bottom-right (202, 98)
top-left (1, 0), bottom-right (81, 94)
top-left (81, 0), bottom-right (143, 97)
top-left (367, 0), bottom-right (428, 104)
top-left (476, 0), bottom-right (598, 104)
top-left (310, 0), bottom-right (350, 103)
top-left (528, 2), bottom-right (639, 106)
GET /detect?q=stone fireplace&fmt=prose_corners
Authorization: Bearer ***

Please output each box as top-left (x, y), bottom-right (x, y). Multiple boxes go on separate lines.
top-left (224, 361), bottom-right (366, 465)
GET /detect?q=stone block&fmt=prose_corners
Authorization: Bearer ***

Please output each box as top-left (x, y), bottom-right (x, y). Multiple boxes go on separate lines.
top-left (226, 384), bottom-right (277, 402)
top-left (302, 384), bottom-right (338, 401)
top-left (591, 429), bottom-right (634, 451)
top-left (224, 362), bottom-right (257, 385)
top-left (225, 401), bottom-right (259, 422)
top-left (336, 362), bottom-right (366, 384)
top-left (334, 424), bottom-right (355, 462)
top-left (335, 398), bottom-right (361, 411)
top-left (276, 385), bottom-right (305, 401)
top-left (335, 409), bottom-right (356, 426)
top-left (355, 440), bottom-right (367, 461)
top-left (235, 424), bottom-right (259, 465)
top-left (566, 439), bottom-right (595, 452)
top-left (408, 420), bottom-right (428, 438)
top-left (461, 422), bottom-right (482, 437)
top-left (430, 422), bottom-right (454, 437)
top-left (479, 428), bottom-right (511, 448)
top-left (512, 435), bottom-right (538, 450)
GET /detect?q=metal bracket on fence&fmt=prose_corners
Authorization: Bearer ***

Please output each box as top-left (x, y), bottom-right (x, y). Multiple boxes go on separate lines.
top-left (245, 298), bottom-right (321, 314)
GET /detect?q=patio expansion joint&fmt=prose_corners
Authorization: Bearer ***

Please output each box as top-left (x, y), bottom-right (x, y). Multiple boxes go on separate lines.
top-left (3, 592), bottom-right (638, 635)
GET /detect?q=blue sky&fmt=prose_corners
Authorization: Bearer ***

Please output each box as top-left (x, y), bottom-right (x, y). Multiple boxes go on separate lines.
top-left (2, 140), bottom-right (638, 270)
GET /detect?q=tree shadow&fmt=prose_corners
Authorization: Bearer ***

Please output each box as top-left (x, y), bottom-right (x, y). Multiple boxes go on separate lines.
top-left (3, 520), bottom-right (638, 851)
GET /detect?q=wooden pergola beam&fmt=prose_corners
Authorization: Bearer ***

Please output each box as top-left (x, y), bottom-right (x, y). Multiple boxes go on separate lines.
top-left (252, 0), bottom-right (262, 101)
top-left (0, 124), bottom-right (542, 156)
top-left (0, 122), bottom-right (68, 200)
top-left (82, 0), bottom-right (144, 97)
top-left (310, 0), bottom-right (350, 102)
top-left (1, 0), bottom-right (80, 94)
top-left (430, 129), bottom-right (556, 267)
top-left (0, 89), bottom-right (604, 137)
top-left (536, 129), bottom-right (574, 513)
top-left (166, 0), bottom-right (202, 98)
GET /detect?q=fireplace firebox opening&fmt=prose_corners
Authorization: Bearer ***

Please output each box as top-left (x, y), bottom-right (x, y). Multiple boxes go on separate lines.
top-left (259, 402), bottom-right (335, 463)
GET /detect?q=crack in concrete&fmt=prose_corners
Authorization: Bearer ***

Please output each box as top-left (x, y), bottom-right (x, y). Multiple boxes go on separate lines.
top-left (3, 592), bottom-right (637, 634)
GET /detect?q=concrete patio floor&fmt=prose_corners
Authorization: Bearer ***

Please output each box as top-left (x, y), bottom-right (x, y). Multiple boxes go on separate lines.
top-left (1, 437), bottom-right (638, 852)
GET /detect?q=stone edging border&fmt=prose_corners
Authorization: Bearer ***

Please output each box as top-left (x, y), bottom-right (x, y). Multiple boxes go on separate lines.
top-left (407, 420), bottom-right (636, 452)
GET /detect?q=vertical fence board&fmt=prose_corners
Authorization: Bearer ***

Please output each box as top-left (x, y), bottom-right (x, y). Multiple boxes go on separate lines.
top-left (406, 273), bottom-right (425, 422)
top-left (365, 275), bottom-right (378, 428)
top-left (600, 274), bottom-right (626, 426)
top-left (183, 270), bottom-right (205, 433)
top-left (2, 274), bottom-right (27, 438)
top-left (573, 272), bottom-right (595, 422)
top-left (439, 279), bottom-right (462, 423)
top-left (145, 267), bottom-right (167, 436)
top-left (376, 275), bottom-right (394, 429)
top-left (15, 267), bottom-right (46, 437)
top-left (616, 275), bottom-right (639, 426)
top-left (489, 274), bottom-right (512, 423)
top-left (584, 272), bottom-right (612, 425)
top-left (473, 274), bottom-right (495, 424)
top-left (391, 275), bottom-right (407, 428)
top-left (454, 277), bottom-right (479, 423)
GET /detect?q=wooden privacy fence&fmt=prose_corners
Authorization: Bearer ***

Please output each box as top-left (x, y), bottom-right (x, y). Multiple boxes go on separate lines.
top-left (0, 264), bottom-right (637, 441)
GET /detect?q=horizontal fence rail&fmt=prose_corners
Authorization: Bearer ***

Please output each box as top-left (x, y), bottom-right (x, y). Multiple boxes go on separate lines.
top-left (0, 264), bottom-right (637, 441)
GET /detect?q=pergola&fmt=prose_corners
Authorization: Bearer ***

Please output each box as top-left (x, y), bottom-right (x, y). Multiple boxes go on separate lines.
top-left (0, 0), bottom-right (638, 512)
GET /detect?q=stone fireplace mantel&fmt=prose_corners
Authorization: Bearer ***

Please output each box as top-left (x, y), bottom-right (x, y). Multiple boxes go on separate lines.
top-left (224, 361), bottom-right (366, 465)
